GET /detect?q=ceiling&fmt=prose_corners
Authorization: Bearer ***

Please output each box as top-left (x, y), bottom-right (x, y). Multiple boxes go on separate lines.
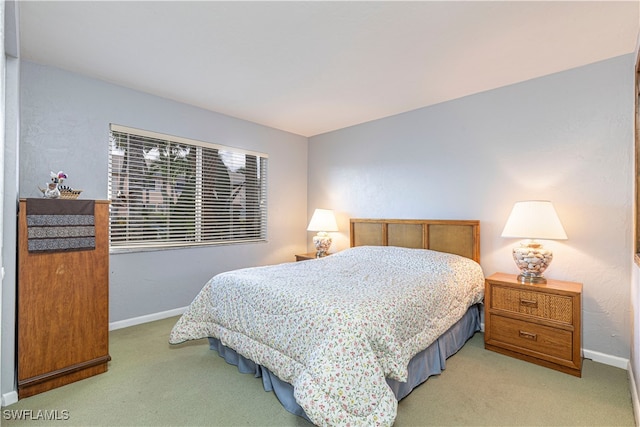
top-left (17, 1), bottom-right (640, 137)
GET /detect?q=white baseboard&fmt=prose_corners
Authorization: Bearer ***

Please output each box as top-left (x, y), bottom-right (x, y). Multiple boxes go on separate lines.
top-left (479, 323), bottom-right (628, 370)
top-left (1, 309), bottom-right (188, 407)
top-left (109, 306), bottom-right (188, 331)
top-left (4, 311), bottom-right (638, 414)
top-left (111, 312), bottom-right (630, 371)
top-left (583, 348), bottom-right (629, 370)
top-left (1, 391), bottom-right (18, 407)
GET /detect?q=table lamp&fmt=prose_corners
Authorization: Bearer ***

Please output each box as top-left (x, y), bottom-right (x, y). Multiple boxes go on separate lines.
top-left (501, 200), bottom-right (568, 284)
top-left (307, 208), bottom-right (339, 257)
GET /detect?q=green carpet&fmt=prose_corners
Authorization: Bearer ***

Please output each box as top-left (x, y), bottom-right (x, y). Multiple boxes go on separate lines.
top-left (2, 316), bottom-right (635, 426)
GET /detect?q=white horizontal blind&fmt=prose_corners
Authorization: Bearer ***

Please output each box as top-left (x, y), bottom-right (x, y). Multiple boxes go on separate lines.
top-left (108, 125), bottom-right (268, 249)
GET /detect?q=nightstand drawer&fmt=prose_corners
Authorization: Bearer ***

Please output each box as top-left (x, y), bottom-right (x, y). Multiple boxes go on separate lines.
top-left (488, 314), bottom-right (573, 362)
top-left (490, 285), bottom-right (573, 324)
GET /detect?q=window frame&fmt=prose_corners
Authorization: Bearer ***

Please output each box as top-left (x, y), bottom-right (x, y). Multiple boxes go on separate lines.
top-left (108, 124), bottom-right (268, 252)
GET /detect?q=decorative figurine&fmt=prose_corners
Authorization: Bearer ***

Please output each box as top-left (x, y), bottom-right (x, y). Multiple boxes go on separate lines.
top-left (39, 171), bottom-right (68, 199)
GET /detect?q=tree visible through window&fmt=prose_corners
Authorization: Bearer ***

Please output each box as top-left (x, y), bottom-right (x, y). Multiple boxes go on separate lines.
top-left (109, 125), bottom-right (268, 249)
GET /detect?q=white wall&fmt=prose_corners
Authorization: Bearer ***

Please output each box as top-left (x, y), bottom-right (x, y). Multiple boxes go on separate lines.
top-left (0, 0), bottom-right (5, 408)
top-left (630, 18), bottom-right (640, 423)
top-left (1, 61), bottom-right (308, 400)
top-left (1, 0), bottom-right (19, 406)
top-left (308, 54), bottom-right (635, 360)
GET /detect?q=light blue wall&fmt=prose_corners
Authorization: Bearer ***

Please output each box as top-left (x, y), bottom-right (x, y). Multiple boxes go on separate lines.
top-left (2, 50), bottom-right (636, 404)
top-left (0, 0), bottom-right (20, 407)
top-left (20, 61), bottom-right (309, 317)
top-left (308, 54), bottom-right (635, 360)
top-left (1, 61), bottom-right (308, 399)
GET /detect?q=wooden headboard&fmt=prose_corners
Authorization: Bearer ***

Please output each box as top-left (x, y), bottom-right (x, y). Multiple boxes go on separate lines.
top-left (350, 218), bottom-right (480, 263)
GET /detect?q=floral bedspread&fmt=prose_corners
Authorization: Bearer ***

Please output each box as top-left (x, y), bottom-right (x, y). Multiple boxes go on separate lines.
top-left (169, 246), bottom-right (484, 426)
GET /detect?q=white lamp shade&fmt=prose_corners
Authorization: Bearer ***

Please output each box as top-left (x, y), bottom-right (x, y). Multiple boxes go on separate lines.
top-left (307, 209), bottom-right (339, 232)
top-left (501, 200), bottom-right (567, 240)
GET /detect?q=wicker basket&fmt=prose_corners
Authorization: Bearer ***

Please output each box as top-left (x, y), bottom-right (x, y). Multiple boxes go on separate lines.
top-left (59, 189), bottom-right (83, 200)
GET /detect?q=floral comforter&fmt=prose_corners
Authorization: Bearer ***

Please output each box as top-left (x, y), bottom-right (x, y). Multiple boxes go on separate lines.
top-left (169, 246), bottom-right (484, 426)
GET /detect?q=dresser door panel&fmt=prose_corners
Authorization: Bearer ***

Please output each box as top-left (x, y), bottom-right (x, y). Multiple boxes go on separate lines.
top-left (18, 199), bottom-right (110, 398)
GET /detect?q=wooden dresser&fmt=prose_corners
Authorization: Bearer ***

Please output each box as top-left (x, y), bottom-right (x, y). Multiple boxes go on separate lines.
top-left (18, 199), bottom-right (110, 398)
top-left (484, 272), bottom-right (582, 377)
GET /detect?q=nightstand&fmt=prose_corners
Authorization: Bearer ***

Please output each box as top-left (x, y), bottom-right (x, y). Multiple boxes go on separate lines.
top-left (295, 252), bottom-right (320, 261)
top-left (484, 272), bottom-right (582, 377)
top-left (295, 252), bottom-right (335, 261)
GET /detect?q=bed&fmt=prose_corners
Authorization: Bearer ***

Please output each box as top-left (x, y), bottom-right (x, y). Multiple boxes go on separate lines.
top-left (169, 218), bottom-right (484, 426)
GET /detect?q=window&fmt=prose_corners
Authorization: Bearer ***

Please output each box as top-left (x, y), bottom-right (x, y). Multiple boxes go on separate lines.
top-left (108, 125), bottom-right (268, 250)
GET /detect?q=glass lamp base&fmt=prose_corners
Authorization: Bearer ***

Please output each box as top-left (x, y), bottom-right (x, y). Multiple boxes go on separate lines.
top-left (512, 240), bottom-right (553, 285)
top-left (517, 274), bottom-right (547, 284)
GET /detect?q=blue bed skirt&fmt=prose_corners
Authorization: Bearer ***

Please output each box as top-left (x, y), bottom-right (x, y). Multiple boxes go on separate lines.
top-left (208, 303), bottom-right (482, 421)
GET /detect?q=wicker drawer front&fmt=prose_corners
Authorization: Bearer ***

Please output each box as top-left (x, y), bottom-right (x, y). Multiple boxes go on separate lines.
top-left (491, 285), bottom-right (573, 324)
top-left (488, 314), bottom-right (573, 362)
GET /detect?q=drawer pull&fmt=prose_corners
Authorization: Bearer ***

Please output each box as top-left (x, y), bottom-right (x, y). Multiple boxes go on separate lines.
top-left (519, 330), bottom-right (537, 341)
top-left (520, 299), bottom-right (538, 308)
